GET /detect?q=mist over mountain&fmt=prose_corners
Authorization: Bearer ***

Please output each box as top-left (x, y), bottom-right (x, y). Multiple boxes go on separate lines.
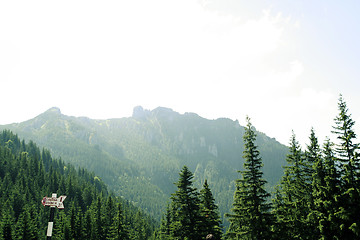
top-left (0, 106), bottom-right (288, 221)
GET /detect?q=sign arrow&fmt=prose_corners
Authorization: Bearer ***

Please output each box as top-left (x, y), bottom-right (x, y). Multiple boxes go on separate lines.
top-left (57, 196), bottom-right (66, 209)
top-left (42, 195), bottom-right (67, 209)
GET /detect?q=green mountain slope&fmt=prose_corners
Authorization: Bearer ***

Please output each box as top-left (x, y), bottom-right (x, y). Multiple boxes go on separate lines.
top-left (0, 106), bottom-right (288, 221)
top-left (0, 130), bottom-right (156, 239)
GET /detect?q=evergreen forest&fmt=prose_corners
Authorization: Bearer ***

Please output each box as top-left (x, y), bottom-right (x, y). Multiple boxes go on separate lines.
top-left (157, 95), bottom-right (360, 239)
top-left (1, 95), bottom-right (360, 239)
top-left (0, 130), bottom-right (156, 239)
top-left (0, 105), bottom-right (289, 225)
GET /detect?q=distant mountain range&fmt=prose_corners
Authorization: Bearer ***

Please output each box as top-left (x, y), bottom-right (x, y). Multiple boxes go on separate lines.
top-left (0, 106), bottom-right (288, 221)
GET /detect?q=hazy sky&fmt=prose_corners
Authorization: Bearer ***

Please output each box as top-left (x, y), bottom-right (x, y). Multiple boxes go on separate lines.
top-left (1, 0), bottom-right (360, 147)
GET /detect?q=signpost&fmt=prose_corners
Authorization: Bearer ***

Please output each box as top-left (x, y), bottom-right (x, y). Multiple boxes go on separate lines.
top-left (42, 193), bottom-right (66, 240)
top-left (42, 195), bottom-right (67, 209)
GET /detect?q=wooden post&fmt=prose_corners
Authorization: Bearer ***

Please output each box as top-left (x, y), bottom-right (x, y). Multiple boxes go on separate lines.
top-left (46, 193), bottom-right (57, 240)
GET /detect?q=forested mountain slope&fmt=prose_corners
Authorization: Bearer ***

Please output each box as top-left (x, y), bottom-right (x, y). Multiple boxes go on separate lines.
top-left (0, 106), bottom-right (288, 221)
top-left (0, 130), bottom-right (156, 239)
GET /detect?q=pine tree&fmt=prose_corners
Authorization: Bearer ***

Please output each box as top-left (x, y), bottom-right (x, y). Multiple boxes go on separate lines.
top-left (103, 195), bottom-right (115, 238)
top-left (170, 165), bottom-right (203, 239)
top-left (52, 210), bottom-right (70, 240)
top-left (94, 196), bottom-right (105, 239)
top-left (272, 132), bottom-right (308, 239)
top-left (15, 208), bottom-right (38, 240)
top-left (272, 186), bottom-right (290, 239)
top-left (313, 138), bottom-right (340, 240)
top-left (108, 202), bottom-right (129, 240)
top-left (199, 179), bottom-right (222, 239)
top-left (226, 180), bottom-right (248, 239)
top-left (332, 95), bottom-right (360, 238)
top-left (160, 204), bottom-right (172, 240)
top-left (305, 128), bottom-right (322, 238)
top-left (1, 209), bottom-right (14, 240)
top-left (83, 210), bottom-right (93, 240)
top-left (0, 130), bottom-right (158, 239)
top-left (128, 211), bottom-right (145, 240)
top-left (226, 116), bottom-right (272, 239)
top-left (69, 204), bottom-right (83, 240)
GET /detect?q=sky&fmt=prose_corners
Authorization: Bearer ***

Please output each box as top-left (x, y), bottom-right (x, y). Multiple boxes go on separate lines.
top-left (1, 0), bottom-right (360, 147)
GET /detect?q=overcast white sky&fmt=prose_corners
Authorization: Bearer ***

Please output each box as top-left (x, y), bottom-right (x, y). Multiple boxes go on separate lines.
top-left (1, 0), bottom-right (360, 147)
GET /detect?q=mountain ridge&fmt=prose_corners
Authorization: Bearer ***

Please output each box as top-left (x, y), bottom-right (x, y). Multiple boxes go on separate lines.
top-left (0, 106), bottom-right (288, 222)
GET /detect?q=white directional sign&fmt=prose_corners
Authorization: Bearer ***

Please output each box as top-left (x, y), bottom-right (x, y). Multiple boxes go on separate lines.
top-left (42, 195), bottom-right (67, 209)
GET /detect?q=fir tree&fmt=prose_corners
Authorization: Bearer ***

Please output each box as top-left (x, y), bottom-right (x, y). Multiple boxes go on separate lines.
top-left (1, 209), bottom-right (14, 240)
top-left (15, 208), bottom-right (38, 240)
top-left (226, 116), bottom-right (272, 239)
top-left (103, 195), bottom-right (116, 239)
top-left (199, 179), bottom-right (222, 240)
top-left (159, 204), bottom-right (172, 240)
top-left (83, 210), bottom-right (93, 240)
top-left (94, 196), bottom-right (105, 239)
top-left (108, 202), bottom-right (129, 240)
top-left (0, 130), bottom-right (157, 240)
top-left (170, 165), bottom-right (203, 240)
top-left (332, 95), bottom-right (360, 238)
top-left (69, 204), bottom-right (83, 240)
top-left (314, 138), bottom-right (340, 240)
top-left (226, 180), bottom-right (248, 239)
top-left (273, 132), bottom-right (308, 239)
top-left (271, 186), bottom-right (290, 239)
top-left (305, 128), bottom-right (322, 238)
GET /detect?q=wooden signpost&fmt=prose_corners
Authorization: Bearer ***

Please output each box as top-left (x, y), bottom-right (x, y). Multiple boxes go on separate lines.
top-left (42, 193), bottom-right (66, 240)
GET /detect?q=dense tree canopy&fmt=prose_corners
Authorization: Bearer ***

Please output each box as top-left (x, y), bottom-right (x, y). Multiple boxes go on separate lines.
top-left (0, 106), bottom-right (288, 224)
top-left (0, 130), bottom-right (156, 240)
top-left (1, 94), bottom-right (360, 240)
top-left (160, 166), bottom-right (222, 240)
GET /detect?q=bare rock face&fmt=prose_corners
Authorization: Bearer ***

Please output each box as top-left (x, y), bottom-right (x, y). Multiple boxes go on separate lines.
top-left (132, 106), bottom-right (150, 120)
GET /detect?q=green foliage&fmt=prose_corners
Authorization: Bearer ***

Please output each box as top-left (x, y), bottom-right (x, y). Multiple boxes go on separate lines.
top-left (199, 180), bottom-right (223, 239)
top-left (270, 95), bottom-right (360, 240)
top-left (331, 95), bottom-right (360, 238)
top-left (0, 130), bottom-right (156, 240)
top-left (2, 95), bottom-right (360, 239)
top-left (168, 166), bottom-right (203, 239)
top-left (0, 107), bottom-right (288, 224)
top-left (226, 117), bottom-right (272, 240)
top-left (272, 132), bottom-right (311, 239)
top-left (160, 166), bottom-right (222, 239)
top-left (311, 137), bottom-right (340, 239)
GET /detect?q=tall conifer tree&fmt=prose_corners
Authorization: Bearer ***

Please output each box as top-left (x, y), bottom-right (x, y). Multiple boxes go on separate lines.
top-left (170, 165), bottom-right (203, 239)
top-left (273, 132), bottom-right (308, 239)
top-left (226, 116), bottom-right (272, 239)
top-left (199, 179), bottom-right (222, 239)
top-left (1, 209), bottom-right (14, 240)
top-left (104, 195), bottom-right (115, 238)
top-left (305, 128), bottom-right (322, 238)
top-left (312, 138), bottom-right (340, 239)
top-left (332, 95), bottom-right (360, 238)
top-left (159, 204), bottom-right (173, 240)
top-left (108, 201), bottom-right (129, 240)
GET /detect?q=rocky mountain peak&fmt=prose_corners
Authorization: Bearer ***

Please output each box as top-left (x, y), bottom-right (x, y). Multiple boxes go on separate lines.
top-left (132, 106), bottom-right (151, 120)
top-left (45, 107), bottom-right (62, 115)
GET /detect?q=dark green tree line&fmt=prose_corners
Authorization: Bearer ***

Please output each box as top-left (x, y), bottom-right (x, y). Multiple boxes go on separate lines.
top-left (271, 95), bottom-right (360, 240)
top-left (221, 95), bottom-right (360, 240)
top-left (0, 130), bottom-right (156, 240)
top-left (2, 94), bottom-right (360, 240)
top-left (160, 166), bottom-right (222, 239)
